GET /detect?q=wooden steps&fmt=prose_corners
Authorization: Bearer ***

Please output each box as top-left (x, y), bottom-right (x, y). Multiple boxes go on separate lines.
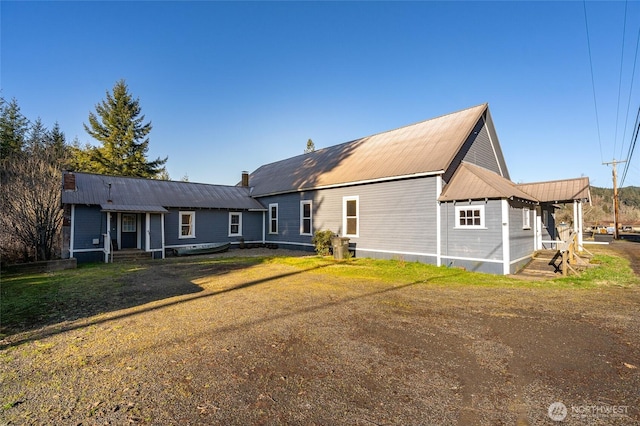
top-left (515, 249), bottom-right (594, 280)
top-left (515, 250), bottom-right (562, 279)
top-left (111, 249), bottom-right (152, 262)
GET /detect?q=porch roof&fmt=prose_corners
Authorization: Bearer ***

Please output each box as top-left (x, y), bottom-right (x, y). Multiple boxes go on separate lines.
top-left (439, 162), bottom-right (537, 203)
top-left (517, 177), bottom-right (591, 203)
top-left (100, 204), bottom-right (169, 213)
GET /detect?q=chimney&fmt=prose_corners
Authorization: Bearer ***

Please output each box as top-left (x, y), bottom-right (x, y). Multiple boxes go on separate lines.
top-left (241, 171), bottom-right (249, 187)
top-left (63, 172), bottom-right (76, 191)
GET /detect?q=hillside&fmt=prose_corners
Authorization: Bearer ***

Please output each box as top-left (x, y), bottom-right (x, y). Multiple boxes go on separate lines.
top-left (556, 186), bottom-right (640, 225)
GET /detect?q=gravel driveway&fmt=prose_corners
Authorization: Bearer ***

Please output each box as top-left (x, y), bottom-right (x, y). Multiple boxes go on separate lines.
top-left (1, 244), bottom-right (639, 425)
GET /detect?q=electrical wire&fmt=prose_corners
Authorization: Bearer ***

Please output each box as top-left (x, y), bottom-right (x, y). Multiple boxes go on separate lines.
top-left (619, 22), bottom-right (640, 160)
top-left (583, 0), bottom-right (604, 164)
top-left (620, 105), bottom-right (640, 186)
top-left (613, 0), bottom-right (628, 158)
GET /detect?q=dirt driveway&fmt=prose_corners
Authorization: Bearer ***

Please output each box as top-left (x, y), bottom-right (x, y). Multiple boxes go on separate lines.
top-left (1, 244), bottom-right (639, 425)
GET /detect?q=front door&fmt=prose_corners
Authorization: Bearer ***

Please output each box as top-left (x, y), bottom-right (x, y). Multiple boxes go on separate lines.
top-left (121, 213), bottom-right (138, 249)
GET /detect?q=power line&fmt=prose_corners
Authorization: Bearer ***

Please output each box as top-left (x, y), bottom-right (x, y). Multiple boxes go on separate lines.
top-left (583, 0), bottom-right (604, 163)
top-left (613, 0), bottom-right (628, 158)
top-left (619, 20), bottom-right (640, 160)
top-left (620, 105), bottom-right (640, 187)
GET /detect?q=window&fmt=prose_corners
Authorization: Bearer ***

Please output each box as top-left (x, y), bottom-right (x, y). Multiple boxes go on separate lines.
top-left (229, 212), bottom-right (242, 236)
top-left (122, 214), bottom-right (136, 233)
top-left (300, 201), bottom-right (312, 235)
top-left (269, 203), bottom-right (278, 234)
top-left (455, 205), bottom-right (485, 228)
top-left (343, 196), bottom-right (359, 237)
top-left (179, 211), bottom-right (195, 238)
top-left (522, 208), bottom-right (531, 229)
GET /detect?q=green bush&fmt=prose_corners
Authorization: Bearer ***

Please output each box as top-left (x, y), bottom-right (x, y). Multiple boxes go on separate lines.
top-left (312, 230), bottom-right (334, 256)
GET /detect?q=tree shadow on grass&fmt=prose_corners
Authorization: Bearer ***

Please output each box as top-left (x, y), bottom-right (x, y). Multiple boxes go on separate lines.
top-left (1, 259), bottom-right (460, 350)
top-left (0, 254), bottom-right (285, 345)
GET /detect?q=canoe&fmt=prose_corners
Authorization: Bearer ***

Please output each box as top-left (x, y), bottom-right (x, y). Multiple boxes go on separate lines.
top-left (172, 242), bottom-right (231, 256)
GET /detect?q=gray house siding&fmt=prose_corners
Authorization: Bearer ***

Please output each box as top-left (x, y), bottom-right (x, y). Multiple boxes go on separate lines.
top-left (149, 214), bottom-right (163, 249)
top-left (259, 177), bottom-right (439, 261)
top-left (462, 120), bottom-right (503, 175)
top-left (259, 192), bottom-right (315, 247)
top-left (443, 116), bottom-right (504, 184)
top-left (508, 201), bottom-right (535, 274)
top-left (163, 208), bottom-right (263, 248)
top-left (440, 199), bottom-right (504, 274)
top-left (72, 205), bottom-right (106, 250)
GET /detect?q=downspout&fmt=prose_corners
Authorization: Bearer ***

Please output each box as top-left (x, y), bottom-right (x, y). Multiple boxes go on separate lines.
top-left (262, 211), bottom-right (266, 244)
top-left (502, 199), bottom-right (510, 275)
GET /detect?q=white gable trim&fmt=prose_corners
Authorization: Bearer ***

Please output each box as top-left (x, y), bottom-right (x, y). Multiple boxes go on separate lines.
top-left (483, 116), bottom-right (505, 178)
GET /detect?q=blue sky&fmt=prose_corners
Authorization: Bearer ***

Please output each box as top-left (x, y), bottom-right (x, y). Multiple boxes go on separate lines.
top-left (2, 1), bottom-right (639, 189)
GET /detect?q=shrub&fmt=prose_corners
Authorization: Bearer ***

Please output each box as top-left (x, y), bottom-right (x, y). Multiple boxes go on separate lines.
top-left (312, 230), bottom-right (334, 256)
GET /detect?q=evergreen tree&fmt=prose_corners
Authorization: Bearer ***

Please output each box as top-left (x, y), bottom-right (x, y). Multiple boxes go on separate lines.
top-left (304, 138), bottom-right (315, 154)
top-left (0, 97), bottom-right (29, 162)
top-left (83, 79), bottom-right (167, 178)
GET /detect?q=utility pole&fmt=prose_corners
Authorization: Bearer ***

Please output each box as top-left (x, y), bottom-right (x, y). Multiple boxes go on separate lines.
top-left (603, 159), bottom-right (627, 240)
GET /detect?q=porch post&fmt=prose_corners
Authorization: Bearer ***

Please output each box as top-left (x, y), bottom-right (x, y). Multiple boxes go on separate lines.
top-left (573, 200), bottom-right (578, 237)
top-left (145, 212), bottom-right (151, 252)
top-left (577, 201), bottom-right (584, 251)
top-left (117, 212), bottom-right (122, 251)
top-left (161, 213), bottom-right (166, 259)
top-left (105, 212), bottom-right (111, 263)
top-left (536, 213), bottom-right (543, 251)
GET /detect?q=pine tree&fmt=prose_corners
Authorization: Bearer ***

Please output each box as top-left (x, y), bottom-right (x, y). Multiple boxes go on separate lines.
top-left (304, 138), bottom-right (315, 154)
top-left (0, 97), bottom-right (29, 162)
top-left (83, 79), bottom-right (167, 178)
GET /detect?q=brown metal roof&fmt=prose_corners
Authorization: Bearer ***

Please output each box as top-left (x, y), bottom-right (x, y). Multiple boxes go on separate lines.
top-left (517, 177), bottom-right (591, 203)
top-left (62, 172), bottom-right (266, 211)
top-left (249, 104), bottom-right (489, 196)
top-left (439, 162), bottom-right (538, 202)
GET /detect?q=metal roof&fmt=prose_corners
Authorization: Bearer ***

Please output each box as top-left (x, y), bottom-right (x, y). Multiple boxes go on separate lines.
top-left (249, 104), bottom-right (489, 196)
top-left (62, 172), bottom-right (265, 211)
top-left (439, 162), bottom-right (538, 202)
top-left (517, 177), bottom-right (591, 203)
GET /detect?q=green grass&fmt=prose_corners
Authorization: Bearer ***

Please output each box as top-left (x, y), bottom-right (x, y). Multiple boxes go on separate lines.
top-left (1, 248), bottom-right (636, 338)
top-left (271, 247), bottom-right (637, 289)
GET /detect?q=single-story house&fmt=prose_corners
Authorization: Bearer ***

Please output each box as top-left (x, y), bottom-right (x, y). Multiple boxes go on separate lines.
top-left (61, 103), bottom-right (591, 274)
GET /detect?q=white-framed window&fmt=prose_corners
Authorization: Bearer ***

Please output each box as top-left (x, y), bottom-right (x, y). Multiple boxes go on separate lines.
top-left (122, 214), bottom-right (136, 233)
top-left (300, 200), bottom-right (312, 235)
top-left (343, 196), bottom-right (359, 237)
top-left (179, 211), bottom-right (195, 238)
top-left (229, 212), bottom-right (242, 236)
top-left (269, 203), bottom-right (278, 234)
top-left (455, 205), bottom-right (485, 229)
top-left (522, 208), bottom-right (531, 229)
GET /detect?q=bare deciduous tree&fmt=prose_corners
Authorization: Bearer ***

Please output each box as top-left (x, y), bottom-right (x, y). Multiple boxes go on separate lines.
top-left (1, 145), bottom-right (65, 262)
